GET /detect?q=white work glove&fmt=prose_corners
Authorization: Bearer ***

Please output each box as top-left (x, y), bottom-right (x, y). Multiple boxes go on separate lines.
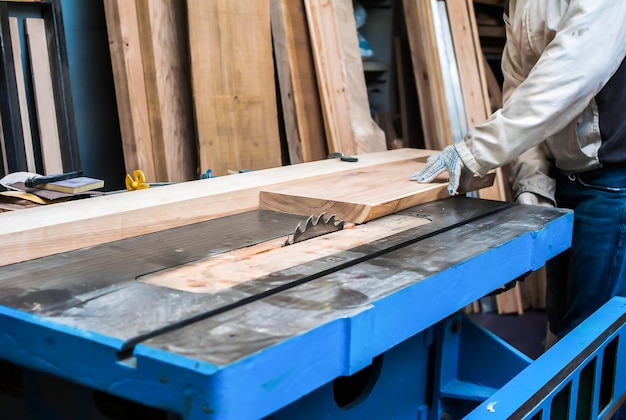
top-left (410, 145), bottom-right (464, 195)
top-left (515, 192), bottom-right (554, 207)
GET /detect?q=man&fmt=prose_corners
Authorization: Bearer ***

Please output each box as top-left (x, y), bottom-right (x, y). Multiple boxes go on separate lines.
top-left (413, 0), bottom-right (626, 345)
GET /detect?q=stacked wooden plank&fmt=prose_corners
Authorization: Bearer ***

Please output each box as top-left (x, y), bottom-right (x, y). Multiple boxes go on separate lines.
top-left (103, 0), bottom-right (389, 180)
top-left (103, 0), bottom-right (197, 182)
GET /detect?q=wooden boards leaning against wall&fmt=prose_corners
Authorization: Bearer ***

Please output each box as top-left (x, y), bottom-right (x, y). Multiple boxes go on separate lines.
top-left (270, 0), bottom-right (327, 164)
top-left (303, 0), bottom-right (386, 157)
top-left (187, 0), bottom-right (281, 176)
top-left (103, 0), bottom-right (197, 182)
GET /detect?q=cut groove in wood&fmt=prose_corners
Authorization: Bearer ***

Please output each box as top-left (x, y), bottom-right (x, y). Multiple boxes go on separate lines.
top-left (138, 214), bottom-right (430, 294)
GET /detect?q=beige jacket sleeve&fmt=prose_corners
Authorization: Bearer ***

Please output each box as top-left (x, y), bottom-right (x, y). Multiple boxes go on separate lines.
top-left (454, 0), bottom-right (626, 189)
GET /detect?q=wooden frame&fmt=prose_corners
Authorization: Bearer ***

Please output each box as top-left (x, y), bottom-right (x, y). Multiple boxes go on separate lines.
top-left (0, 0), bottom-right (79, 175)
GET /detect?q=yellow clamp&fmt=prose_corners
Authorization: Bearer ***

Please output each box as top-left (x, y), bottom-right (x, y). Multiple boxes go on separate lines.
top-left (125, 169), bottom-right (149, 191)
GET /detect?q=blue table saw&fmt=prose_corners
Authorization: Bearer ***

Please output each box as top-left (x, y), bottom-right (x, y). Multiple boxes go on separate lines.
top-left (0, 195), bottom-right (624, 419)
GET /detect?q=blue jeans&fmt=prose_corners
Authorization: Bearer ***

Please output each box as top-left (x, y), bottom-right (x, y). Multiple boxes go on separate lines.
top-left (547, 166), bottom-right (626, 339)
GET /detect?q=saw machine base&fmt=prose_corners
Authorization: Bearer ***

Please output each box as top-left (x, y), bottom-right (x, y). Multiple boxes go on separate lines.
top-left (1, 195), bottom-right (623, 419)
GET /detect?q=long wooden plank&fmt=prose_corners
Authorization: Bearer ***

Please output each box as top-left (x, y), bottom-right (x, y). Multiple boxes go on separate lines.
top-left (102, 0), bottom-right (156, 181)
top-left (403, 0), bottom-right (452, 150)
top-left (187, 0), bottom-right (281, 176)
top-left (24, 18), bottom-right (62, 175)
top-left (446, 0), bottom-right (490, 127)
top-left (304, 0), bottom-right (386, 156)
top-left (140, 214), bottom-right (430, 294)
top-left (0, 148), bottom-right (434, 266)
top-left (9, 17), bottom-right (36, 172)
top-left (135, 0), bottom-right (197, 182)
top-left (260, 159), bottom-right (495, 223)
top-left (270, 0), bottom-right (327, 164)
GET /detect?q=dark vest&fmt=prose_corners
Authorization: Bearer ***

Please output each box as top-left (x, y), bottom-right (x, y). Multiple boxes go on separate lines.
top-left (596, 58), bottom-right (626, 166)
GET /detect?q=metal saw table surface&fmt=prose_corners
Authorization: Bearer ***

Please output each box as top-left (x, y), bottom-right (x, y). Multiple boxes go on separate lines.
top-left (0, 196), bottom-right (575, 419)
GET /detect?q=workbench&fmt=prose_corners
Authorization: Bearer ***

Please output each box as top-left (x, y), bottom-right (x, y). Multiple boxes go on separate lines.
top-left (0, 150), bottom-right (625, 419)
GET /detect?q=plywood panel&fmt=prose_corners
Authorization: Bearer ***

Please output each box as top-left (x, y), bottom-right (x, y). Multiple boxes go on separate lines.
top-left (304, 0), bottom-right (386, 156)
top-left (24, 18), bottom-right (62, 174)
top-left (187, 0), bottom-right (281, 176)
top-left (260, 159), bottom-right (495, 223)
top-left (270, 0), bottom-right (327, 164)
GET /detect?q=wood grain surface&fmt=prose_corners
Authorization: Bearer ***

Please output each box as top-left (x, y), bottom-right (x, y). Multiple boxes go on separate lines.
top-left (304, 0), bottom-right (386, 156)
top-left (187, 0), bottom-right (281, 175)
top-left (25, 18), bottom-right (63, 174)
top-left (260, 159), bottom-right (495, 223)
top-left (0, 149), bottom-right (433, 266)
top-left (270, 0), bottom-right (327, 164)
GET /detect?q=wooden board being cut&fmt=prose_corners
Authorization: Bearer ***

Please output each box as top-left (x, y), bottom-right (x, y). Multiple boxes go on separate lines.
top-left (0, 148), bottom-right (433, 266)
top-left (139, 214), bottom-right (429, 294)
top-left (260, 159), bottom-right (495, 223)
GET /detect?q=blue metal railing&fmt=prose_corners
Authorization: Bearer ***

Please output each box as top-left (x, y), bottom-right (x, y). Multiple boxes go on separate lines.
top-left (465, 297), bottom-right (626, 420)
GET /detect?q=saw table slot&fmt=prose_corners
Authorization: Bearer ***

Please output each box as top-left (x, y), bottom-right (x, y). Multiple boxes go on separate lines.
top-left (137, 215), bottom-right (431, 294)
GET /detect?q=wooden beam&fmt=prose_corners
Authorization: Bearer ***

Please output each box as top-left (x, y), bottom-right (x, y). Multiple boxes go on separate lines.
top-left (0, 148), bottom-right (433, 266)
top-left (304, 0), bottom-right (386, 156)
top-left (187, 0), bottom-right (281, 176)
top-left (103, 0), bottom-right (156, 181)
top-left (135, 0), bottom-right (197, 182)
top-left (24, 18), bottom-right (63, 175)
top-left (9, 17), bottom-right (36, 172)
top-left (270, 0), bottom-right (327, 164)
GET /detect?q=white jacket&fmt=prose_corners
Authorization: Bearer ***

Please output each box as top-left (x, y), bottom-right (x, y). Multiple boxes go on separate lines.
top-left (454, 0), bottom-right (626, 203)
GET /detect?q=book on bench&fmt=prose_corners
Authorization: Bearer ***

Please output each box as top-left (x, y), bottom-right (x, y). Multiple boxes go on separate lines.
top-left (38, 177), bottom-right (104, 194)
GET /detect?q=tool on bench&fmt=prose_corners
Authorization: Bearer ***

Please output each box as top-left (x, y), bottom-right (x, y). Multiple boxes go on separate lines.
top-left (327, 152), bottom-right (358, 162)
top-left (24, 170), bottom-right (83, 188)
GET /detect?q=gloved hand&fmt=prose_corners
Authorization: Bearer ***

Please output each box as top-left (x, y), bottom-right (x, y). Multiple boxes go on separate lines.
top-left (410, 145), bottom-right (464, 195)
top-left (515, 192), bottom-right (554, 207)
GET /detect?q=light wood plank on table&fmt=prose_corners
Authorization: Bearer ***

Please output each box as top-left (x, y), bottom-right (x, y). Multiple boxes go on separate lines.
top-left (260, 159), bottom-right (495, 223)
top-left (0, 148), bottom-right (434, 266)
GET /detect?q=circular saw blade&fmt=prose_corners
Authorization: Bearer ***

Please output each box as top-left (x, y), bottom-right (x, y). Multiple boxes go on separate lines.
top-left (284, 213), bottom-right (345, 246)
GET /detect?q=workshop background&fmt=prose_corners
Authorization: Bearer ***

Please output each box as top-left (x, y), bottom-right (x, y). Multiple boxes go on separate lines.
top-left (2, 0), bottom-right (543, 342)
top-left (0, 0), bottom-right (546, 341)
